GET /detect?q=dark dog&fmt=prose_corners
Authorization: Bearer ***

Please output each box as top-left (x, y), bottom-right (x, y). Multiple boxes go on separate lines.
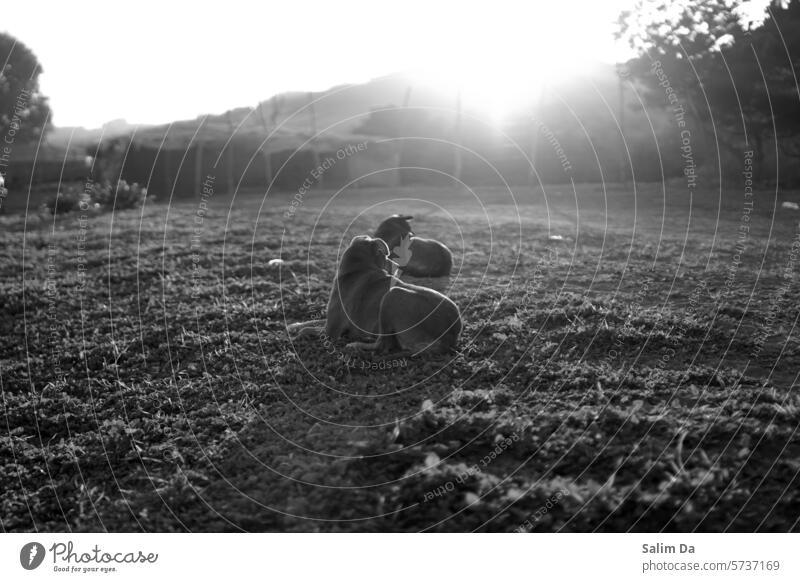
top-left (290, 235), bottom-right (461, 355)
top-left (374, 215), bottom-right (453, 277)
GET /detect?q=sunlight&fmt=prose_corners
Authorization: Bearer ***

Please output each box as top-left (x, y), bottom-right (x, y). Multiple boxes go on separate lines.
top-left (409, 0), bottom-right (635, 123)
top-left (4, 0), bottom-right (634, 127)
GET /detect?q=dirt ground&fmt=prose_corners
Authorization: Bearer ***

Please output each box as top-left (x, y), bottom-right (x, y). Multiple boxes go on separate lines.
top-left (2, 181), bottom-right (800, 531)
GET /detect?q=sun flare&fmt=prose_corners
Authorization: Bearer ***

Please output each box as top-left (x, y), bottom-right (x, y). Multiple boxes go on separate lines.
top-left (405, 1), bottom-right (634, 122)
top-left (5, 0), bottom-right (633, 127)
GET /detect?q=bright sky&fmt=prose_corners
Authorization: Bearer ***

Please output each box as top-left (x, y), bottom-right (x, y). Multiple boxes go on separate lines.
top-left (4, 0), bottom-right (636, 128)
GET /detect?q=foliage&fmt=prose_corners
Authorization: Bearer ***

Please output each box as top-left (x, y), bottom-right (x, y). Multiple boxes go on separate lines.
top-left (43, 180), bottom-right (148, 215)
top-left (0, 32), bottom-right (51, 143)
top-left (616, 0), bottom-right (772, 58)
top-left (94, 180), bottom-right (149, 210)
top-left (42, 184), bottom-right (88, 215)
top-left (618, 0), bottom-right (800, 179)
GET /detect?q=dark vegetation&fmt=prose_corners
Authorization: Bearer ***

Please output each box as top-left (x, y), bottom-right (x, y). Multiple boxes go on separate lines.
top-left (2, 184), bottom-right (799, 532)
top-left (42, 180), bottom-right (149, 215)
top-left (619, 0), bottom-right (800, 185)
top-left (0, 33), bottom-right (50, 143)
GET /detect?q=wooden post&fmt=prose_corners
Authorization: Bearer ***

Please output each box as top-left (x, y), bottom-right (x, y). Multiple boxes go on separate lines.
top-left (270, 94), bottom-right (281, 126)
top-left (307, 91), bottom-right (321, 188)
top-left (225, 111), bottom-right (235, 194)
top-left (307, 91), bottom-right (318, 137)
top-left (256, 102), bottom-right (273, 186)
top-left (394, 85), bottom-right (414, 187)
top-left (530, 85), bottom-right (546, 189)
top-left (402, 85), bottom-right (413, 108)
top-left (194, 140), bottom-right (204, 199)
top-left (452, 88), bottom-right (462, 185)
top-left (529, 119), bottom-right (539, 189)
top-left (163, 147), bottom-right (171, 196)
top-left (617, 66), bottom-right (627, 185)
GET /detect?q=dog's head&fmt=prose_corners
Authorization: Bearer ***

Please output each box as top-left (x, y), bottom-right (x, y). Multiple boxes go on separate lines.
top-left (374, 215), bottom-right (414, 253)
top-left (340, 235), bottom-right (391, 274)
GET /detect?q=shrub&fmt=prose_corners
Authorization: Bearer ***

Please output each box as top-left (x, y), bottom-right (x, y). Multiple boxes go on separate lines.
top-left (43, 184), bottom-right (90, 215)
top-left (43, 180), bottom-right (149, 215)
top-left (93, 180), bottom-right (148, 211)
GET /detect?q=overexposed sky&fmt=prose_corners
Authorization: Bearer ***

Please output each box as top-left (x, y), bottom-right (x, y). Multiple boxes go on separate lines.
top-left (4, 0), bottom-right (637, 128)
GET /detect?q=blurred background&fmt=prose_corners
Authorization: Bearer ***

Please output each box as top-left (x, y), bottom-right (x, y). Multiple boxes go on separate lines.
top-left (0, 0), bottom-right (797, 211)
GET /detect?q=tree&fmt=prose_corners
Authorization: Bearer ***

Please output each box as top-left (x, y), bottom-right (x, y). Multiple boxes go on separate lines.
top-left (617, 0), bottom-right (800, 182)
top-left (0, 33), bottom-right (51, 143)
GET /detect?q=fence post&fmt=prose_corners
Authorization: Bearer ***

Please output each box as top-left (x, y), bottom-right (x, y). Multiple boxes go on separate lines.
top-left (194, 140), bottom-right (204, 199)
top-left (529, 85), bottom-right (546, 190)
top-left (307, 92), bottom-right (321, 188)
top-left (163, 147), bottom-right (171, 197)
top-left (256, 102), bottom-right (273, 187)
top-left (453, 88), bottom-right (463, 185)
top-left (225, 111), bottom-right (235, 194)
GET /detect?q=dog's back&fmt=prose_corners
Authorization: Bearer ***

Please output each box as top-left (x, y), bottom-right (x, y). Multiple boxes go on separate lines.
top-left (325, 236), bottom-right (391, 339)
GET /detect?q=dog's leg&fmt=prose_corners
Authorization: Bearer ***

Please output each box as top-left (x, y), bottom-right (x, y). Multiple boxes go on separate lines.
top-left (346, 339), bottom-right (381, 351)
top-left (296, 326), bottom-right (324, 337)
top-left (287, 320), bottom-right (325, 337)
top-left (346, 299), bottom-right (404, 353)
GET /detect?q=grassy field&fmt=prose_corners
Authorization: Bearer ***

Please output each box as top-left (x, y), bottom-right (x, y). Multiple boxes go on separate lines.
top-left (2, 181), bottom-right (800, 532)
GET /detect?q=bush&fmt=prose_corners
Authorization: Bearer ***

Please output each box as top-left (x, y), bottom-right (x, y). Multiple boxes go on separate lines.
top-left (93, 180), bottom-right (148, 211)
top-left (43, 184), bottom-right (90, 215)
top-left (43, 180), bottom-right (149, 215)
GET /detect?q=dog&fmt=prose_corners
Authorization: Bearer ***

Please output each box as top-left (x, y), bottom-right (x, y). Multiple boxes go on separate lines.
top-left (373, 215), bottom-right (453, 278)
top-left (289, 235), bottom-right (461, 355)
